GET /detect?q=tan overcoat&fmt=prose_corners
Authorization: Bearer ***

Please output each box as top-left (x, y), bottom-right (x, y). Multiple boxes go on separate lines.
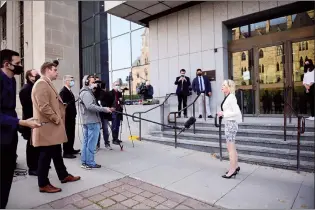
top-left (31, 76), bottom-right (67, 147)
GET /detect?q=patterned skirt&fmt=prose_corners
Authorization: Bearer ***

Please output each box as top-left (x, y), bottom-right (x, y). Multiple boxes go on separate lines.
top-left (224, 120), bottom-right (238, 143)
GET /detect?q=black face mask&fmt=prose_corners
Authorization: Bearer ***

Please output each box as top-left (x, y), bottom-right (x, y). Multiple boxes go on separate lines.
top-left (10, 64), bottom-right (24, 75)
top-left (197, 73), bottom-right (202, 76)
top-left (304, 64), bottom-right (311, 71)
top-left (35, 74), bottom-right (41, 81)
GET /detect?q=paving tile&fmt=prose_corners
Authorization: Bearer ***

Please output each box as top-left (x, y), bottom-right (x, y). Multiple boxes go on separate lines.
top-left (80, 186), bottom-right (108, 198)
top-left (82, 204), bottom-right (102, 209)
top-left (132, 195), bottom-right (147, 203)
top-left (150, 195), bottom-right (167, 204)
top-left (62, 204), bottom-right (77, 209)
top-left (107, 203), bottom-right (128, 209)
top-left (161, 200), bottom-right (179, 209)
top-left (155, 204), bottom-right (170, 209)
top-left (132, 203), bottom-right (151, 209)
top-left (139, 190), bottom-right (155, 198)
top-left (111, 194), bottom-right (128, 202)
top-left (182, 198), bottom-right (214, 209)
top-left (121, 190), bottom-right (136, 198)
top-left (175, 204), bottom-right (192, 209)
top-left (125, 178), bottom-right (144, 187)
top-left (50, 194), bottom-right (83, 209)
top-left (103, 180), bottom-right (124, 189)
top-left (142, 199), bottom-right (159, 208)
top-left (34, 204), bottom-right (53, 209)
top-left (98, 199), bottom-right (116, 208)
top-left (112, 184), bottom-right (133, 193)
top-left (101, 190), bottom-right (118, 198)
top-left (138, 183), bottom-right (164, 194)
top-left (121, 199), bottom-right (139, 208)
top-left (159, 189), bottom-right (188, 203)
top-left (88, 194), bottom-right (106, 203)
top-left (128, 187), bottom-right (144, 194)
top-left (119, 176), bottom-right (135, 183)
top-left (73, 199), bottom-right (93, 208)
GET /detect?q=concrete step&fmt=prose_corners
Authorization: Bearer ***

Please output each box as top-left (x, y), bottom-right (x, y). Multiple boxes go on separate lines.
top-left (164, 126), bottom-right (314, 141)
top-left (217, 152), bottom-right (314, 173)
top-left (170, 119), bottom-right (315, 132)
top-left (151, 131), bottom-right (315, 152)
top-left (141, 135), bottom-right (314, 171)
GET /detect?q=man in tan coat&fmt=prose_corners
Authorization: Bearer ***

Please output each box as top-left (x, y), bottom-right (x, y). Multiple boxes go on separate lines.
top-left (32, 62), bottom-right (80, 193)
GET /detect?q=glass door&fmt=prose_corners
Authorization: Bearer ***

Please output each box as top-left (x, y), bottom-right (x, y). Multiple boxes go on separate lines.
top-left (257, 44), bottom-right (285, 114)
top-left (231, 50), bottom-right (255, 115)
top-left (291, 39), bottom-right (315, 116)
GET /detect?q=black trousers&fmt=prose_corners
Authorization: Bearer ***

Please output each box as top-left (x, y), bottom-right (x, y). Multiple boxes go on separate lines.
top-left (37, 144), bottom-right (68, 187)
top-left (26, 139), bottom-right (39, 171)
top-left (307, 84), bottom-right (314, 117)
top-left (0, 133), bottom-right (18, 209)
top-left (177, 93), bottom-right (188, 116)
top-left (63, 117), bottom-right (76, 154)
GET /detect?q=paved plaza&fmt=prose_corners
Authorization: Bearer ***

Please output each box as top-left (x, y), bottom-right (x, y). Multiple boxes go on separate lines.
top-left (8, 135), bottom-right (314, 209)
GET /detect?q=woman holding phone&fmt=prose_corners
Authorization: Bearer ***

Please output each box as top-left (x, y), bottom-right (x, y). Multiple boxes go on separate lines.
top-left (217, 80), bottom-right (242, 179)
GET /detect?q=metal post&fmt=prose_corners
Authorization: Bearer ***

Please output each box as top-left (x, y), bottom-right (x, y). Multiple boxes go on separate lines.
top-left (240, 90), bottom-right (244, 122)
top-left (139, 113), bottom-right (142, 141)
top-left (219, 117), bottom-right (222, 161)
top-left (203, 93), bottom-right (206, 121)
top-left (161, 104), bottom-right (165, 132)
top-left (284, 88), bottom-right (287, 141)
top-left (297, 116), bottom-right (301, 173)
top-left (193, 103), bottom-right (196, 134)
top-left (174, 114), bottom-right (177, 148)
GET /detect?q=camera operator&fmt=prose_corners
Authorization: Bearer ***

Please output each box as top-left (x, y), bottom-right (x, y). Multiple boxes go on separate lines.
top-left (79, 75), bottom-right (114, 169)
top-left (138, 81), bottom-right (154, 101)
top-left (110, 81), bottom-right (124, 145)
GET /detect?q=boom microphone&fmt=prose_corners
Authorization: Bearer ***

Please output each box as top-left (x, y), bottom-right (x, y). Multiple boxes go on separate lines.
top-left (178, 117), bottom-right (196, 135)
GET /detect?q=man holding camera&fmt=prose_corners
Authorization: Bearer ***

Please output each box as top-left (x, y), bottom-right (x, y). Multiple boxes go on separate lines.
top-left (138, 81), bottom-right (154, 101)
top-left (79, 75), bottom-right (114, 169)
top-left (175, 69), bottom-right (191, 118)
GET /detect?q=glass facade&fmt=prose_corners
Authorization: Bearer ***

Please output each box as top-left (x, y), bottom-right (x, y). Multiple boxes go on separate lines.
top-left (79, 2), bottom-right (150, 97)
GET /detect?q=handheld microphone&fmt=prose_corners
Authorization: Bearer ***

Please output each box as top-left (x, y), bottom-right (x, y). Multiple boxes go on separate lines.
top-left (122, 87), bottom-right (129, 91)
top-left (178, 117), bottom-right (196, 135)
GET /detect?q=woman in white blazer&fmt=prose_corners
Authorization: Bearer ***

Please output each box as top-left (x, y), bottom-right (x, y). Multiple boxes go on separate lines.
top-left (217, 80), bottom-right (242, 179)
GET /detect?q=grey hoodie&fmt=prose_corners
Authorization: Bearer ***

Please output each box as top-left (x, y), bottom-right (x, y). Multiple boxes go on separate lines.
top-left (79, 86), bottom-right (110, 125)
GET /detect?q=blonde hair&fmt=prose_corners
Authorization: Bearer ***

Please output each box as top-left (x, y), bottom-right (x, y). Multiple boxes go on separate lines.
top-left (223, 79), bottom-right (236, 94)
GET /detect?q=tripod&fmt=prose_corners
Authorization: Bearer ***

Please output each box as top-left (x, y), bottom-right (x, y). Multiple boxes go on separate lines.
top-left (120, 89), bottom-right (134, 148)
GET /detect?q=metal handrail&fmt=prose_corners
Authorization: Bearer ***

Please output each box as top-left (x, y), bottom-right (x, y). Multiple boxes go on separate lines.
top-left (132, 93), bottom-right (176, 141)
top-left (283, 88), bottom-right (305, 173)
top-left (167, 94), bottom-right (200, 148)
top-left (214, 114), bottom-right (223, 161)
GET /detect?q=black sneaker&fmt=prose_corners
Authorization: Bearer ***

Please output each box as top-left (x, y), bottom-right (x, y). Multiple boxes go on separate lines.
top-left (208, 115), bottom-right (213, 118)
top-left (198, 115), bottom-right (202, 118)
top-left (89, 164), bottom-right (101, 168)
top-left (105, 144), bottom-right (113, 150)
top-left (81, 164), bottom-right (92, 170)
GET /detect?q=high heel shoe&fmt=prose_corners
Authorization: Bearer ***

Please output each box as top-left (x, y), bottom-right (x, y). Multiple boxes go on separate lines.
top-left (225, 166), bottom-right (240, 174)
top-left (222, 170), bottom-right (237, 179)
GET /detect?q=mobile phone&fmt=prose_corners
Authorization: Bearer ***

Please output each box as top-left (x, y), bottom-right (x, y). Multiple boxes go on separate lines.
top-left (41, 122), bottom-right (49, 126)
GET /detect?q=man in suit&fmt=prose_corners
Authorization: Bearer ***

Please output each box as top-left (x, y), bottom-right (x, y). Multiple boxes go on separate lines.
top-left (111, 81), bottom-right (123, 145)
top-left (32, 62), bottom-right (80, 193)
top-left (175, 69), bottom-right (191, 118)
top-left (19, 69), bottom-right (41, 176)
top-left (192, 68), bottom-right (213, 119)
top-left (0, 49), bottom-right (41, 208)
top-left (59, 75), bottom-right (80, 159)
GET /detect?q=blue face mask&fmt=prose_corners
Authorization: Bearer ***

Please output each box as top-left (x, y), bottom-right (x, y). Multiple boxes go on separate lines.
top-left (69, 81), bottom-right (75, 87)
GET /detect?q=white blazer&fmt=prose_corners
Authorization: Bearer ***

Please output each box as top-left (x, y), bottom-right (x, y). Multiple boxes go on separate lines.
top-left (222, 94), bottom-right (242, 124)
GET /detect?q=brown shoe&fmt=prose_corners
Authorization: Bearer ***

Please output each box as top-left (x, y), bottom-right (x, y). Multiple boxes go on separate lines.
top-left (39, 184), bottom-right (62, 193)
top-left (61, 174), bottom-right (81, 183)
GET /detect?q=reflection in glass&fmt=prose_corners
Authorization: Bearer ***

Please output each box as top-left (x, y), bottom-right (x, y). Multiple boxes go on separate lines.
top-left (269, 16), bottom-right (287, 33)
top-left (250, 21), bottom-right (266, 37)
top-left (96, 13), bottom-right (110, 42)
top-left (131, 28), bottom-right (149, 66)
top-left (232, 51), bottom-right (254, 114)
top-left (82, 46), bottom-right (95, 76)
top-left (290, 10), bottom-right (314, 29)
top-left (107, 14), bottom-right (111, 39)
top-left (131, 22), bottom-right (143, 31)
top-left (111, 34), bottom-right (131, 70)
top-left (292, 39), bottom-right (315, 115)
top-left (81, 2), bottom-right (94, 21)
top-left (81, 18), bottom-right (94, 48)
top-left (111, 15), bottom-right (130, 37)
top-left (111, 69), bottom-right (131, 92)
top-left (231, 25), bottom-right (249, 40)
top-left (258, 45), bottom-right (284, 114)
top-left (95, 43), bottom-right (101, 74)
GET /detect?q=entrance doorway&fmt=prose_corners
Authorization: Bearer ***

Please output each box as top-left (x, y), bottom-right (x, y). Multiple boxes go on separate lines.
top-left (229, 10), bottom-right (314, 116)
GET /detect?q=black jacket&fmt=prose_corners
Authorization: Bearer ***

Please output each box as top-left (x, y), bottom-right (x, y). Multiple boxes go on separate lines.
top-left (99, 89), bottom-right (114, 121)
top-left (59, 86), bottom-right (77, 120)
top-left (175, 76), bottom-right (191, 96)
top-left (110, 89), bottom-right (123, 121)
top-left (19, 82), bottom-right (34, 140)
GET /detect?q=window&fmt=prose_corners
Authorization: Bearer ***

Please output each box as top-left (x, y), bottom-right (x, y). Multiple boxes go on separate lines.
top-left (82, 46), bottom-right (95, 76)
top-left (241, 52), bottom-right (246, 61)
top-left (131, 28), bottom-right (146, 67)
top-left (111, 15), bottom-right (130, 37)
top-left (259, 49), bottom-right (264, 58)
top-left (111, 34), bottom-right (131, 70)
top-left (81, 18), bottom-right (94, 48)
top-left (112, 68), bottom-right (131, 88)
top-left (81, 1), bottom-right (95, 21)
top-left (277, 63), bottom-right (280, 71)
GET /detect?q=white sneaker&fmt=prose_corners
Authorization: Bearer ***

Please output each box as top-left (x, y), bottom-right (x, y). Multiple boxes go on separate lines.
top-left (306, 116), bottom-right (314, 121)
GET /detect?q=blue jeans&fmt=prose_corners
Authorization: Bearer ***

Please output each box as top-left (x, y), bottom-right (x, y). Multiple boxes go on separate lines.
top-left (81, 123), bottom-right (100, 166)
